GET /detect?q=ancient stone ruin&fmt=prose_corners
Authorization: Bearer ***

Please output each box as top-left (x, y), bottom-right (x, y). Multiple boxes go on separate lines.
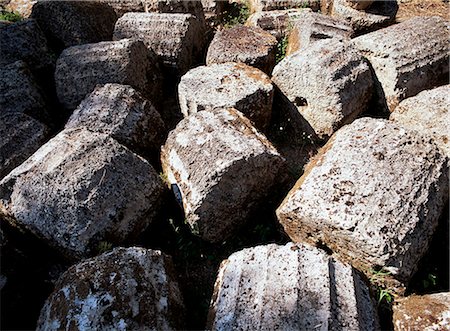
top-left (0, 0), bottom-right (448, 330)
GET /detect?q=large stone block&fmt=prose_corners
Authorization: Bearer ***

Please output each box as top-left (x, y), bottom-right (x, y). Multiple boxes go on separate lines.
top-left (352, 16), bottom-right (449, 112)
top-left (30, 0), bottom-right (117, 50)
top-left (393, 292), bottom-right (450, 331)
top-left (286, 11), bottom-right (353, 55)
top-left (55, 39), bottom-right (162, 110)
top-left (272, 40), bottom-right (373, 140)
top-left (208, 243), bottom-right (379, 330)
top-left (37, 247), bottom-right (185, 330)
top-left (206, 26), bottom-right (278, 74)
top-left (0, 128), bottom-right (165, 260)
top-left (390, 85), bottom-right (450, 158)
top-left (96, 0), bottom-right (144, 16)
top-left (276, 118), bottom-right (449, 287)
top-left (248, 0), bottom-right (320, 12)
top-left (114, 12), bottom-right (206, 76)
top-left (178, 63), bottom-right (274, 131)
top-left (161, 108), bottom-right (285, 242)
top-left (65, 83), bottom-right (166, 155)
top-left (145, 0), bottom-right (206, 23)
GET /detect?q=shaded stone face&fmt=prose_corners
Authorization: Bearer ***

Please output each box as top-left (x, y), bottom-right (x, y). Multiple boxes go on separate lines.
top-left (276, 118), bottom-right (449, 288)
top-left (206, 26), bottom-right (278, 74)
top-left (390, 85), bottom-right (450, 158)
top-left (37, 247), bottom-right (185, 331)
top-left (0, 128), bottom-right (165, 260)
top-left (178, 62), bottom-right (274, 131)
top-left (272, 39), bottom-right (373, 140)
top-left (352, 16), bottom-right (449, 112)
top-left (161, 108), bottom-right (285, 243)
top-left (208, 243), bottom-right (379, 330)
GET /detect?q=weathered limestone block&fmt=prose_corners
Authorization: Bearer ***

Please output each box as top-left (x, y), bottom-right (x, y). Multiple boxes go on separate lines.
top-left (55, 39), bottom-right (162, 110)
top-left (37, 247), bottom-right (185, 331)
top-left (65, 83), bottom-right (165, 155)
top-left (208, 243), bottom-right (379, 330)
top-left (286, 11), bottom-right (353, 55)
top-left (114, 13), bottom-right (206, 76)
top-left (0, 19), bottom-right (53, 74)
top-left (0, 112), bottom-right (49, 180)
top-left (352, 16), bottom-right (449, 112)
top-left (276, 118), bottom-right (449, 287)
top-left (0, 128), bottom-right (165, 259)
top-left (246, 8), bottom-right (311, 40)
top-left (390, 85), bottom-right (450, 158)
top-left (178, 63), bottom-right (274, 130)
top-left (206, 26), bottom-right (278, 74)
top-left (393, 293), bottom-right (450, 331)
top-left (161, 108), bottom-right (285, 243)
top-left (96, 0), bottom-right (144, 16)
top-left (201, 0), bottom-right (226, 18)
top-left (5, 0), bottom-right (36, 18)
top-left (248, 0), bottom-right (320, 12)
top-left (30, 0), bottom-right (117, 50)
top-left (332, 0), bottom-right (398, 34)
top-left (272, 40), bottom-right (373, 139)
top-left (145, 0), bottom-right (206, 23)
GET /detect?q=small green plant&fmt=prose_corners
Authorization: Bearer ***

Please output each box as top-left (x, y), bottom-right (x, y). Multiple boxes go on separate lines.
top-left (0, 10), bottom-right (22, 22)
top-left (275, 35), bottom-right (289, 64)
top-left (97, 241), bottom-right (113, 254)
top-left (422, 273), bottom-right (438, 289)
top-left (159, 171), bottom-right (169, 185)
top-left (376, 288), bottom-right (394, 305)
top-left (222, 1), bottom-right (250, 28)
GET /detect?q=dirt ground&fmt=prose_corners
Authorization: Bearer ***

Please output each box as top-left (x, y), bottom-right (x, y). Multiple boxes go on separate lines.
top-left (396, 0), bottom-right (449, 21)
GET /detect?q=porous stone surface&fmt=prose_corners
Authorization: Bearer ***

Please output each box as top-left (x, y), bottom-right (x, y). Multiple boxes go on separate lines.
top-left (37, 247), bottom-right (185, 331)
top-left (30, 0), bottom-right (118, 50)
top-left (206, 26), bottom-right (278, 74)
top-left (248, 0), bottom-right (320, 12)
top-left (145, 0), bottom-right (207, 23)
top-left (393, 293), bottom-right (450, 331)
top-left (286, 11), bottom-right (353, 55)
top-left (178, 63), bottom-right (274, 130)
top-left (332, 0), bottom-right (398, 33)
top-left (272, 39), bottom-right (373, 139)
top-left (352, 16), bottom-right (449, 112)
top-left (96, 0), bottom-right (144, 16)
top-left (55, 39), bottom-right (162, 110)
top-left (0, 128), bottom-right (165, 260)
top-left (65, 83), bottom-right (165, 155)
top-left (347, 0), bottom-right (374, 10)
top-left (201, 0), bottom-right (225, 18)
top-left (114, 12), bottom-right (206, 76)
top-left (161, 108), bottom-right (285, 243)
top-left (0, 19), bottom-right (53, 74)
top-left (246, 8), bottom-right (311, 40)
top-left (390, 85), bottom-right (450, 158)
top-left (5, 0), bottom-right (36, 17)
top-left (208, 243), bottom-right (379, 330)
top-left (276, 118), bottom-right (449, 287)
top-left (0, 112), bottom-right (49, 180)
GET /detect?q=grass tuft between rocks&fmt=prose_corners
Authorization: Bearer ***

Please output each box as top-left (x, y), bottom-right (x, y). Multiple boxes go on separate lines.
top-left (0, 10), bottom-right (22, 22)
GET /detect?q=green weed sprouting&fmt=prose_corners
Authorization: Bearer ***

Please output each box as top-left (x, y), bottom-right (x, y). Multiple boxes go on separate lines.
top-left (97, 241), bottom-right (113, 254)
top-left (276, 35), bottom-right (289, 64)
top-left (222, 1), bottom-right (250, 28)
top-left (0, 10), bottom-right (22, 22)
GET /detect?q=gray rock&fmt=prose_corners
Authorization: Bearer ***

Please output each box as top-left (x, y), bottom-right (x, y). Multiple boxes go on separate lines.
top-left (286, 11), bottom-right (353, 55)
top-left (161, 108), bottom-right (285, 243)
top-left (206, 26), bottom-right (278, 74)
top-left (55, 39), bottom-right (162, 110)
top-left (145, 0), bottom-right (206, 23)
top-left (393, 292), bottom-right (450, 331)
top-left (30, 0), bottom-right (117, 50)
top-left (201, 0), bottom-right (226, 19)
top-left (37, 247), bottom-right (185, 331)
top-left (332, 0), bottom-right (398, 34)
top-left (178, 63), bottom-right (274, 131)
top-left (114, 12), bottom-right (206, 76)
top-left (248, 0), bottom-right (320, 12)
top-left (352, 16), bottom-right (449, 112)
top-left (0, 128), bottom-right (165, 260)
top-left (390, 85), bottom-right (450, 158)
top-left (0, 112), bottom-right (49, 180)
top-left (208, 243), bottom-right (379, 330)
top-left (276, 118), bottom-right (449, 287)
top-left (272, 39), bottom-right (373, 140)
top-left (0, 19), bottom-right (53, 74)
top-left (96, 0), bottom-right (144, 16)
top-left (65, 83), bottom-right (165, 155)
top-left (5, 0), bottom-right (36, 18)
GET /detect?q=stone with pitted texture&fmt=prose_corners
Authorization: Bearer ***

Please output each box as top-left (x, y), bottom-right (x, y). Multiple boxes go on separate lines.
top-left (201, 0), bottom-right (226, 19)
top-left (276, 118), bottom-right (449, 288)
top-left (208, 243), bottom-right (379, 330)
top-left (178, 63), bottom-right (273, 131)
top-left (5, 0), bottom-right (36, 17)
top-left (248, 0), bottom-right (320, 12)
top-left (55, 39), bottom-right (162, 110)
top-left (30, 0), bottom-right (117, 51)
top-left (390, 85), bottom-right (450, 158)
top-left (0, 128), bottom-right (165, 260)
top-left (272, 39), bottom-right (373, 140)
top-left (352, 16), bottom-right (449, 112)
top-left (145, 0), bottom-right (206, 23)
top-left (37, 247), bottom-right (185, 331)
top-left (161, 108), bottom-right (285, 243)
top-left (347, 0), bottom-right (374, 10)
top-left (114, 12), bottom-right (206, 76)
top-left (206, 26), bottom-right (278, 74)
